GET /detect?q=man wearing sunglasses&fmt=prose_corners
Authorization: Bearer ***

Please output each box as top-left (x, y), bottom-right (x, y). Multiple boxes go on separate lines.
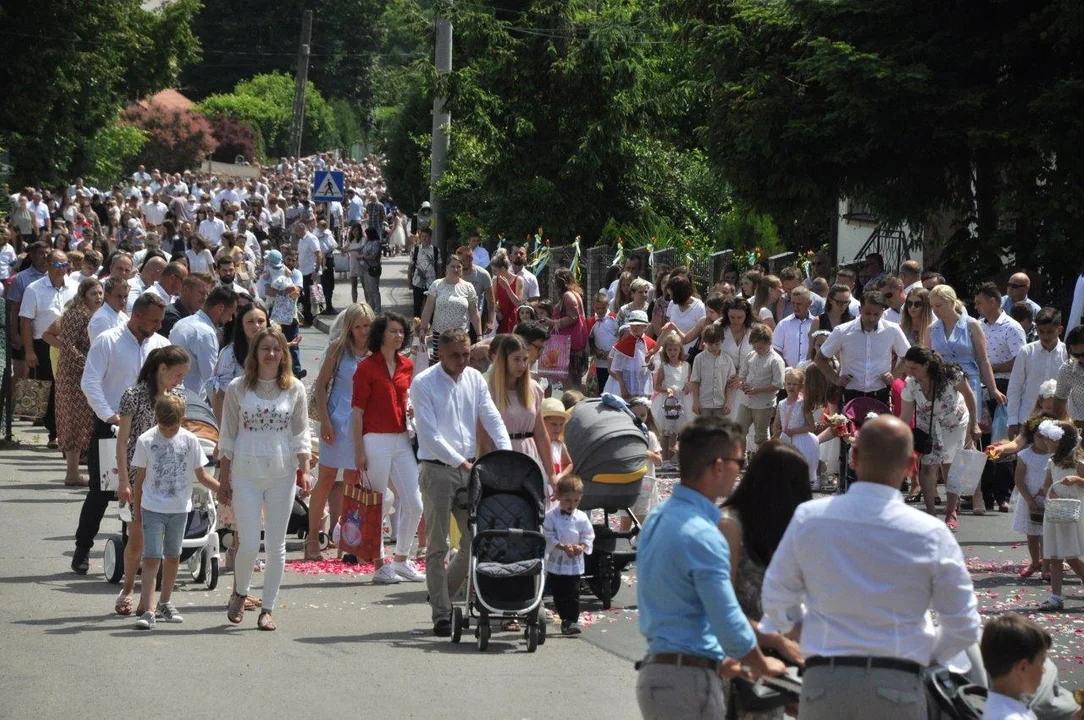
top-left (1054, 325), bottom-right (1084, 431)
top-left (1000, 272), bottom-right (1041, 317)
top-left (637, 416), bottom-right (786, 718)
top-left (19, 250), bottom-right (79, 449)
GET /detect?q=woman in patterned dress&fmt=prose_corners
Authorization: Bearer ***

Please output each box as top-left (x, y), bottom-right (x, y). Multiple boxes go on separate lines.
top-left (112, 346), bottom-right (191, 616)
top-left (42, 278), bottom-right (103, 487)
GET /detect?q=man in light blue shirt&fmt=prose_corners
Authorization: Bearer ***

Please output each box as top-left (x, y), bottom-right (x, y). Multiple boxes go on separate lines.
top-left (1001, 271), bottom-right (1042, 317)
top-left (636, 416), bottom-right (785, 719)
top-left (168, 286), bottom-right (237, 397)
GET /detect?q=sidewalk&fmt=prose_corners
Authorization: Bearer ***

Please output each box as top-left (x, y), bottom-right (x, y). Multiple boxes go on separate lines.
top-left (314, 254), bottom-right (413, 333)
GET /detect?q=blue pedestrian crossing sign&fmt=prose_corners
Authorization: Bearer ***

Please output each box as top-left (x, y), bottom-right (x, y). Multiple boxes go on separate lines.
top-left (312, 170), bottom-right (345, 202)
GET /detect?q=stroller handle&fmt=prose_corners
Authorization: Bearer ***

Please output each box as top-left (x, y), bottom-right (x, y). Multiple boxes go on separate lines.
top-left (472, 529), bottom-right (545, 541)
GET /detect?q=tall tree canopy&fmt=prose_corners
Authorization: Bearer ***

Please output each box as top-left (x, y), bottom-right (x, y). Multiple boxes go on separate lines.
top-left (0, 0), bottom-right (201, 187)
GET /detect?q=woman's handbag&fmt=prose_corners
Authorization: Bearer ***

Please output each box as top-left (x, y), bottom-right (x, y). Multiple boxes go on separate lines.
top-left (911, 378), bottom-right (936, 456)
top-left (366, 264), bottom-right (382, 278)
top-left (13, 368), bottom-right (51, 421)
top-left (537, 333), bottom-right (572, 380)
top-left (1045, 498), bottom-right (1082, 524)
top-left (338, 478), bottom-right (382, 559)
top-left (946, 448), bottom-right (988, 496)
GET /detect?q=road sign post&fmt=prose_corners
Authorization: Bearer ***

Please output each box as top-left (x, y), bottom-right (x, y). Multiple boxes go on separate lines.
top-left (313, 170), bottom-right (345, 203)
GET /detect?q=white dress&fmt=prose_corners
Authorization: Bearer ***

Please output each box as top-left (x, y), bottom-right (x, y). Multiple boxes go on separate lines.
top-left (1043, 461), bottom-right (1084, 559)
top-left (813, 403), bottom-right (841, 475)
top-left (779, 397), bottom-right (818, 484)
top-left (651, 361), bottom-right (693, 435)
top-left (722, 325), bottom-right (752, 422)
top-left (666, 298), bottom-right (706, 354)
top-left (1011, 447), bottom-right (1051, 536)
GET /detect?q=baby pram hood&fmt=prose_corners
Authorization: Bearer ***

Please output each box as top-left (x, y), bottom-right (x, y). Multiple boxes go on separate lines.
top-left (564, 396), bottom-right (649, 510)
top-left (468, 450), bottom-right (547, 517)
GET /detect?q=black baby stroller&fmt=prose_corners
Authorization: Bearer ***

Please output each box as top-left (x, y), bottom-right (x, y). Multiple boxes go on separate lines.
top-left (564, 395), bottom-right (650, 609)
top-left (450, 451), bottom-right (548, 652)
top-left (103, 390), bottom-right (221, 590)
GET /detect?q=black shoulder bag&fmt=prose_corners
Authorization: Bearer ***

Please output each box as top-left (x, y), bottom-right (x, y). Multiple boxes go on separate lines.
top-left (912, 377), bottom-right (936, 456)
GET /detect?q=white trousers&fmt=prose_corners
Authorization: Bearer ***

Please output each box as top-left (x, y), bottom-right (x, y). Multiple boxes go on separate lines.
top-left (233, 470), bottom-right (296, 611)
top-left (362, 432), bottom-right (422, 558)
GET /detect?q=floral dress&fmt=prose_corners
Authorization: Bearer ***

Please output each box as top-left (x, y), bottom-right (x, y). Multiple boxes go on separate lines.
top-left (117, 383), bottom-right (186, 486)
top-left (55, 304), bottom-right (95, 454)
top-left (902, 373), bottom-right (969, 467)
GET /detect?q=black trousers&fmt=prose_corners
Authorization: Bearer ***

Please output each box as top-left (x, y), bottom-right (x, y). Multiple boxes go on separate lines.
top-left (546, 572), bottom-right (581, 624)
top-left (982, 378), bottom-right (1015, 507)
top-left (841, 387), bottom-right (892, 406)
top-left (75, 418), bottom-right (118, 551)
top-left (301, 273), bottom-right (315, 324)
top-left (595, 367), bottom-right (610, 392)
top-left (412, 286), bottom-right (426, 319)
top-left (32, 339), bottom-right (56, 440)
top-left (321, 255), bottom-right (336, 312)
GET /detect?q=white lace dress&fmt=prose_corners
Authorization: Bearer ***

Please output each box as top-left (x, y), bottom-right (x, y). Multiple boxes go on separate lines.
top-left (219, 376), bottom-right (312, 480)
top-left (1043, 461), bottom-right (1084, 559)
top-left (778, 396), bottom-right (818, 484)
top-left (651, 361), bottom-right (693, 435)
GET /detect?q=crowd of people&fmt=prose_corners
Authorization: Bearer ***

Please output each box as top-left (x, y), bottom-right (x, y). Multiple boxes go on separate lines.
top-left (8, 156), bottom-right (1084, 717)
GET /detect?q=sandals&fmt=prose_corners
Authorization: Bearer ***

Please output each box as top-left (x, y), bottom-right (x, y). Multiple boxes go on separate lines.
top-left (227, 592), bottom-right (247, 624)
top-left (257, 611), bottom-right (276, 631)
top-left (115, 591), bottom-right (133, 616)
top-left (244, 596), bottom-right (263, 611)
top-left (1020, 562), bottom-right (1042, 579)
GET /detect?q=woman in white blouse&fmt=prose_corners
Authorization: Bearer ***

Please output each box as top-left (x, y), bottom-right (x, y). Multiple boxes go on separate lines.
top-left (219, 327), bottom-right (313, 631)
top-left (721, 298), bottom-right (756, 420)
top-left (664, 274), bottom-right (706, 355)
top-left (186, 233), bottom-right (214, 274)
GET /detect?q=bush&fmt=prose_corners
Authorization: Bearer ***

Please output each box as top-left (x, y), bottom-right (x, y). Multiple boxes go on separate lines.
top-left (122, 102), bottom-right (217, 172)
top-left (84, 124), bottom-right (148, 189)
top-left (209, 115), bottom-right (262, 163)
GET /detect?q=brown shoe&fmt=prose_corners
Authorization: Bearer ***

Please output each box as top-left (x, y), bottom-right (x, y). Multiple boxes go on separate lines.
top-left (257, 610), bottom-right (276, 631)
top-left (227, 592), bottom-right (246, 624)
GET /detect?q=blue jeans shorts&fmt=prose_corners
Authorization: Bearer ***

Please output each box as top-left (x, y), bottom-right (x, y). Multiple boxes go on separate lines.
top-left (141, 509), bottom-right (187, 559)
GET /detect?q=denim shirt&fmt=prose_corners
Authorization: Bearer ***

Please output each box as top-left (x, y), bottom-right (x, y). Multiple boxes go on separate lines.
top-left (637, 484), bottom-right (757, 660)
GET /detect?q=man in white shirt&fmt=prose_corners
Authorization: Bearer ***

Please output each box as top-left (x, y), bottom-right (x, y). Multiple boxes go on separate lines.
top-left (215, 179), bottom-right (241, 210)
top-left (295, 221), bottom-right (322, 325)
top-left (72, 293), bottom-right (171, 575)
top-left (29, 191), bottom-right (52, 235)
top-left (899, 259), bottom-right (923, 296)
top-left (1006, 308), bottom-right (1066, 436)
top-left (346, 188), bottom-right (364, 226)
top-left (126, 255), bottom-right (168, 312)
top-left (771, 286), bottom-right (815, 368)
top-left (131, 165), bottom-right (151, 183)
top-left (762, 415), bottom-right (981, 720)
top-left (153, 261), bottom-right (187, 304)
top-left (169, 286), bottom-right (238, 397)
top-left (20, 250), bottom-right (80, 447)
top-left (467, 233), bottom-right (490, 270)
top-left (141, 191), bottom-right (168, 229)
top-left (879, 275), bottom-right (906, 324)
top-left (815, 290), bottom-right (910, 406)
top-left (410, 328), bottom-right (510, 636)
top-left (510, 244), bottom-right (541, 304)
top-left (88, 277), bottom-right (130, 343)
top-left (606, 254), bottom-right (654, 305)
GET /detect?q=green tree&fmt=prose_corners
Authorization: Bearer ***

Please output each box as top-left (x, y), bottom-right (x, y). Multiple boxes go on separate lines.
top-left (197, 72), bottom-right (336, 157)
top-left (84, 125), bottom-right (149, 190)
top-left (0, 0), bottom-right (201, 187)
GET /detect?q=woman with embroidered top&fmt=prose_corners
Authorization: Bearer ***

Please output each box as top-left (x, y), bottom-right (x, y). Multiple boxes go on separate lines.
top-left (418, 254), bottom-right (480, 362)
top-left (209, 302), bottom-right (268, 423)
top-left (112, 346), bottom-right (191, 617)
top-left (219, 327), bottom-right (312, 631)
top-left (615, 277), bottom-right (651, 333)
top-left (351, 312), bottom-right (426, 584)
top-left (310, 303), bottom-right (374, 560)
top-left (898, 346), bottom-right (981, 529)
top-left (482, 334), bottom-right (556, 497)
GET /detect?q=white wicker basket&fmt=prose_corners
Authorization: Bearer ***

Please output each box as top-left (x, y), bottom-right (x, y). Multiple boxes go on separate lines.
top-left (1045, 498), bottom-right (1082, 524)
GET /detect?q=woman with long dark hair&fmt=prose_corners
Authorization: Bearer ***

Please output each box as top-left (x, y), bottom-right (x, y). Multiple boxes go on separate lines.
top-left (548, 268), bottom-right (589, 391)
top-left (719, 440), bottom-right (810, 718)
top-left (210, 302), bottom-right (269, 422)
top-left (721, 298), bottom-right (755, 421)
top-left (898, 346), bottom-right (980, 528)
top-left (808, 283), bottom-right (854, 338)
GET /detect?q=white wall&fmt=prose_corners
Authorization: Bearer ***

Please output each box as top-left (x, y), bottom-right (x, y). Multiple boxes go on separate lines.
top-left (836, 200), bottom-right (922, 269)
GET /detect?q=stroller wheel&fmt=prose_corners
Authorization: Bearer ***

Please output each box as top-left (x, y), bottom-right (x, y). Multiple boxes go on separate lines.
top-left (537, 612), bottom-right (547, 646)
top-left (451, 607), bottom-right (464, 644)
top-left (477, 621), bottom-right (490, 651)
top-left (526, 624), bottom-right (539, 653)
top-left (204, 550), bottom-right (220, 591)
top-left (318, 531), bottom-right (329, 551)
top-left (191, 551), bottom-right (206, 582)
top-left (103, 534), bottom-right (125, 584)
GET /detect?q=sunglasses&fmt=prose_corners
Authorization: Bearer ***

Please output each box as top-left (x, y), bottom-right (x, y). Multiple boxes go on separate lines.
top-left (832, 299), bottom-right (850, 306)
top-left (906, 300), bottom-right (924, 308)
top-left (1007, 283), bottom-right (1028, 290)
top-left (884, 293), bottom-right (894, 299)
top-left (51, 261), bottom-right (70, 269)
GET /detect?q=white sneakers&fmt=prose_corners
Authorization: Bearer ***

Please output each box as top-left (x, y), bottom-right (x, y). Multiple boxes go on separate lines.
top-left (390, 560), bottom-right (426, 582)
top-left (372, 563), bottom-right (402, 584)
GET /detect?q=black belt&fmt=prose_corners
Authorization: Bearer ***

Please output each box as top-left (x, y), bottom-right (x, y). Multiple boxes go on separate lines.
top-left (421, 458), bottom-right (475, 469)
top-left (509, 432), bottom-right (534, 440)
top-left (806, 656), bottom-right (923, 676)
top-left (635, 653), bottom-right (720, 672)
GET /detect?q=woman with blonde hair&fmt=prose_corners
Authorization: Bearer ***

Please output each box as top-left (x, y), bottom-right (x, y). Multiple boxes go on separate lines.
top-left (483, 334), bottom-right (556, 496)
top-left (219, 327), bottom-right (312, 630)
top-left (616, 277), bottom-right (651, 330)
top-left (310, 302), bottom-right (374, 559)
top-left (752, 274), bottom-right (783, 330)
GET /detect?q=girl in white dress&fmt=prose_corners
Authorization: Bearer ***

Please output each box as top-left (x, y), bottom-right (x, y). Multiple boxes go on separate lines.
top-left (651, 333), bottom-right (692, 465)
top-left (1038, 421), bottom-right (1084, 610)
top-left (1012, 426), bottom-right (1056, 579)
top-left (603, 312), bottom-right (655, 399)
top-left (773, 368), bottom-right (819, 486)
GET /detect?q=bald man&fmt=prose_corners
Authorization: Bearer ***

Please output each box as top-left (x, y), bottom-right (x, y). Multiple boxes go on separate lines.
top-left (762, 415), bottom-right (981, 720)
top-left (127, 255), bottom-right (168, 312)
top-left (1001, 272), bottom-right (1041, 317)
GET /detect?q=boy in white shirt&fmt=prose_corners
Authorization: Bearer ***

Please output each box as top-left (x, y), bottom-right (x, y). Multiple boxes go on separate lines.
top-left (980, 613), bottom-right (1049, 720)
top-left (688, 324), bottom-right (735, 418)
top-left (543, 475), bottom-right (595, 636)
top-left (132, 395), bottom-right (218, 630)
top-left (737, 324), bottom-right (786, 449)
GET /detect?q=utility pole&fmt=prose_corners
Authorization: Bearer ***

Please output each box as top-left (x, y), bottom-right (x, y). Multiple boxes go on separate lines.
top-left (430, 2), bottom-right (452, 257)
top-left (288, 9), bottom-right (314, 160)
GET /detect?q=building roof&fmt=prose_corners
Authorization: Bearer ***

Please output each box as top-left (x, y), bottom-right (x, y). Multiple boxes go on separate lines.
top-left (138, 89), bottom-right (195, 112)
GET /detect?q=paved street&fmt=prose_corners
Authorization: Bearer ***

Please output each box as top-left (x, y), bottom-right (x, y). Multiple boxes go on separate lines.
top-left (3, 257), bottom-right (1084, 718)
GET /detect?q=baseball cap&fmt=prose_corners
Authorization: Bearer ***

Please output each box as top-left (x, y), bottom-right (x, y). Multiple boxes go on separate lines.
top-left (266, 249), bottom-right (284, 269)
